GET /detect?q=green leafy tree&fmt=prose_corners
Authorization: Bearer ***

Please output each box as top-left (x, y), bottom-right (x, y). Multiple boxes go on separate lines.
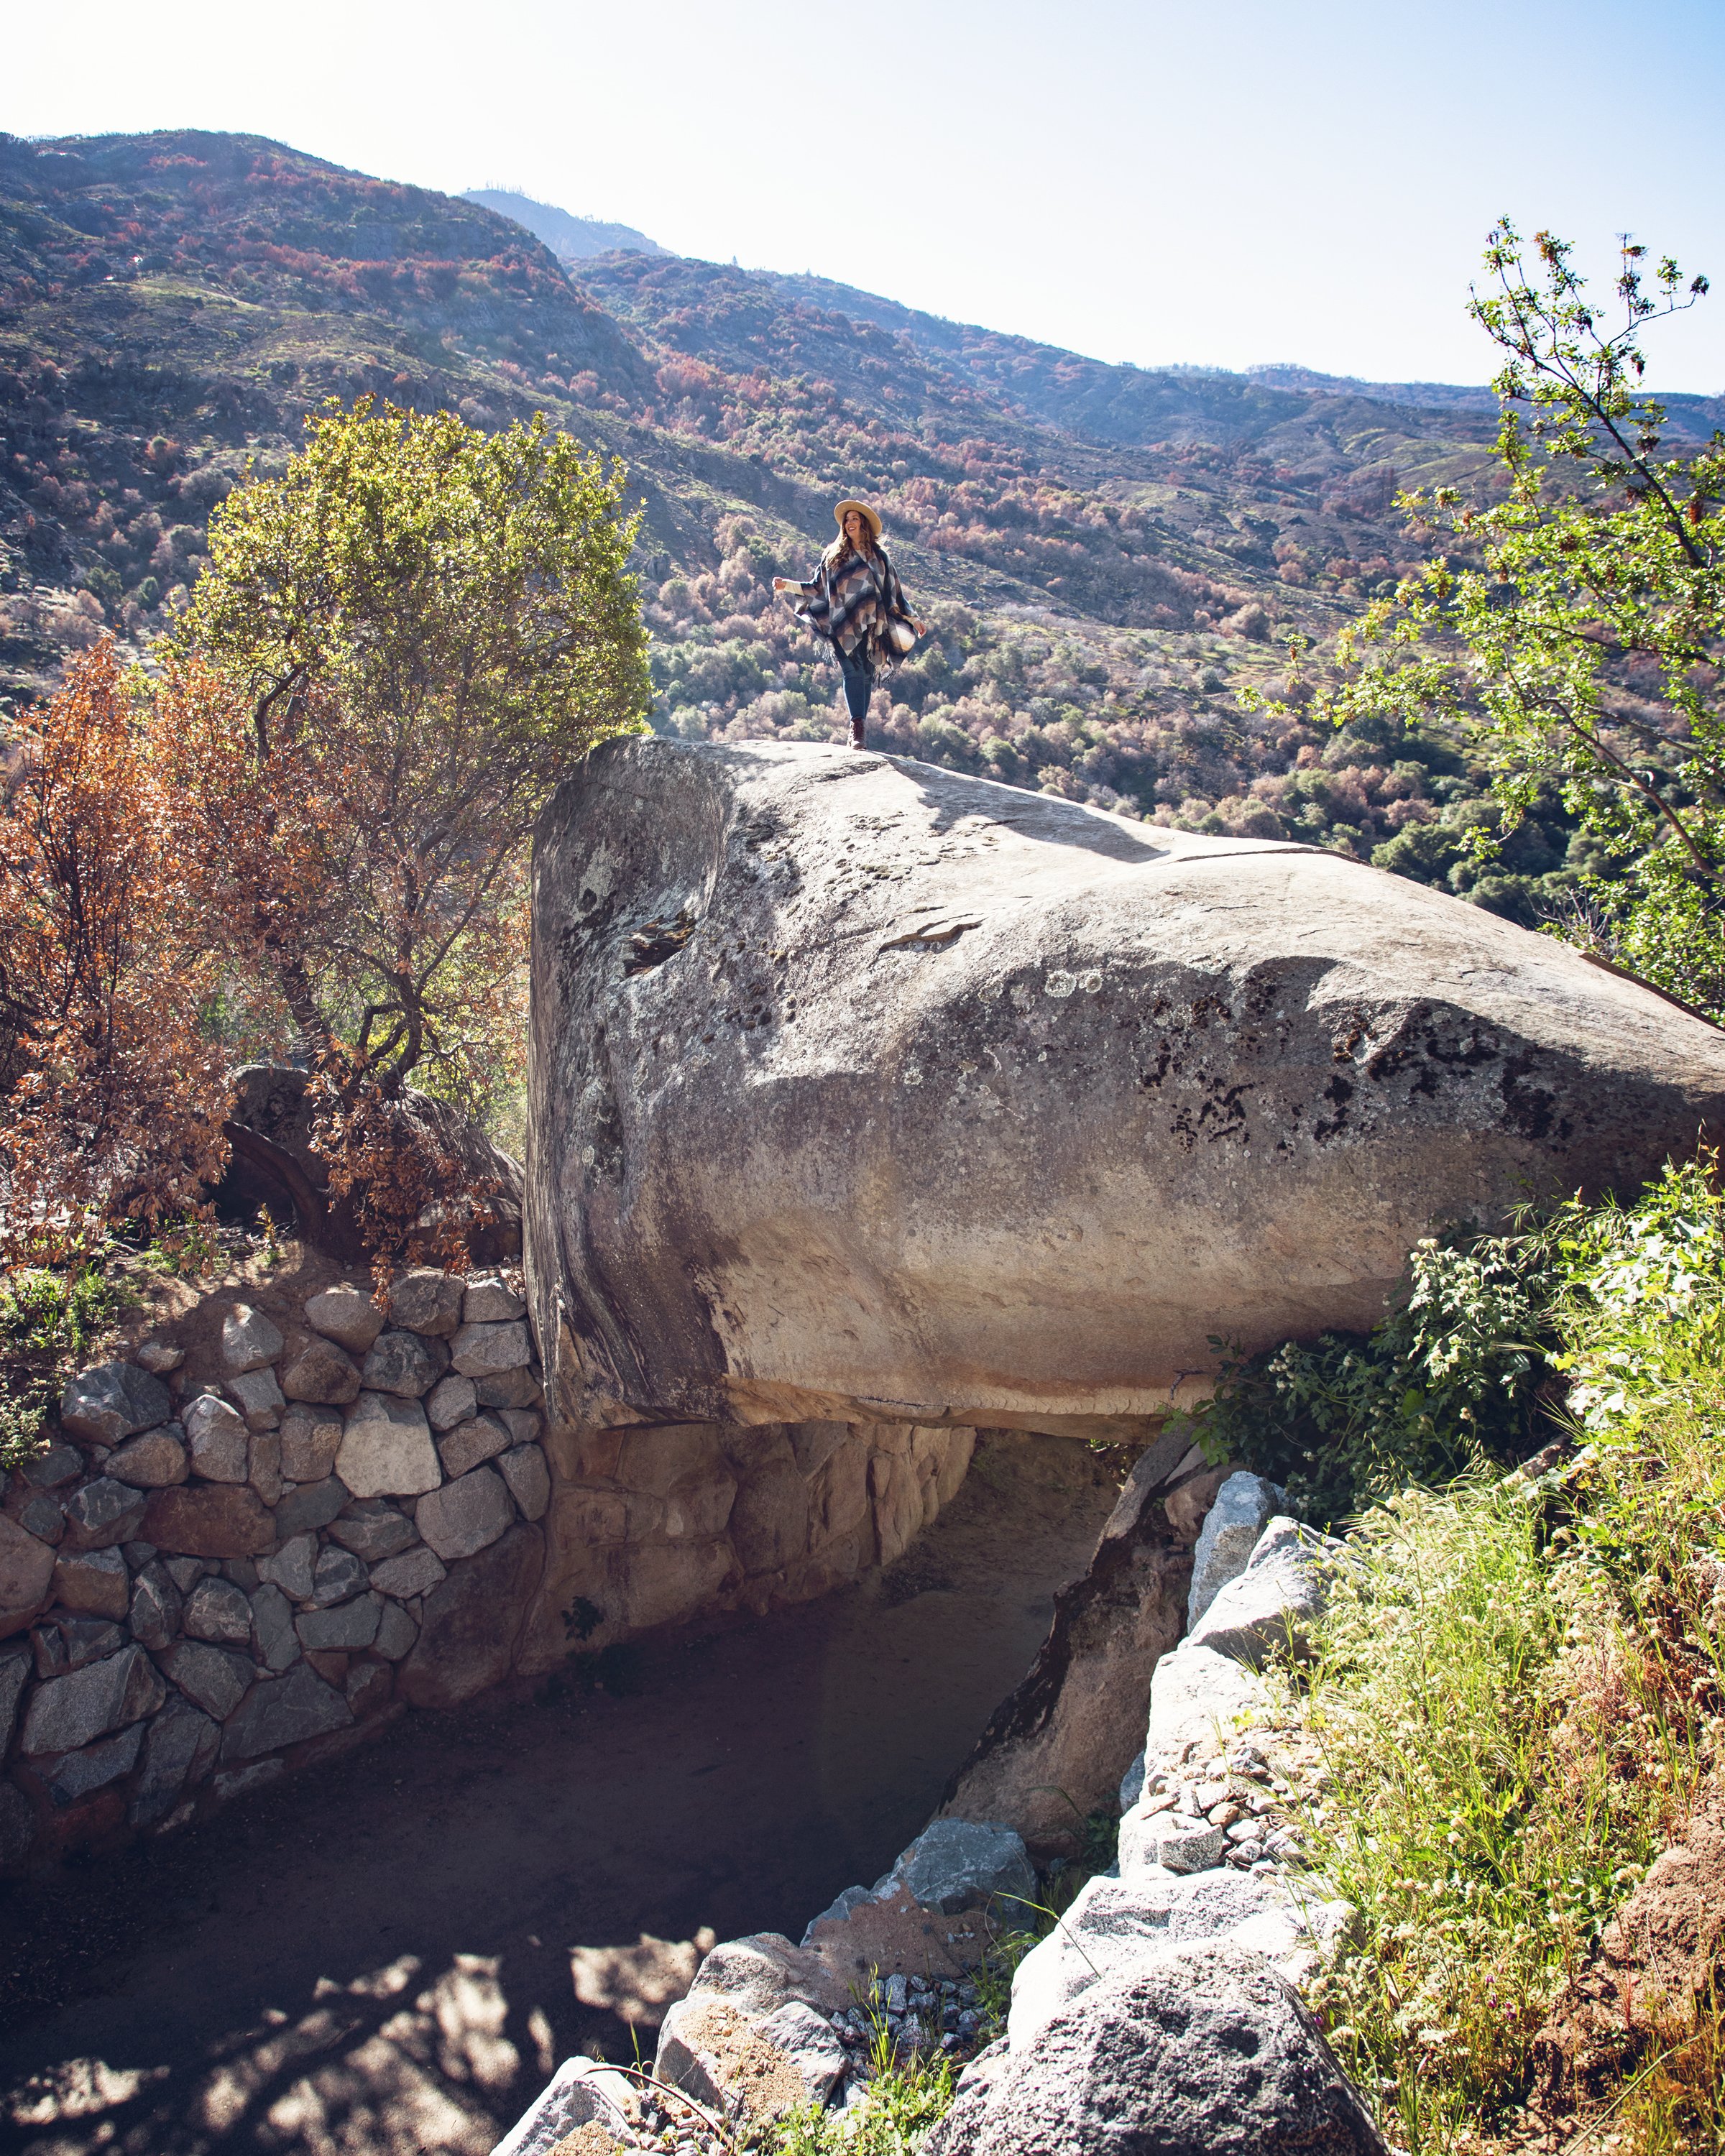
top-left (1256, 224), bottom-right (1724, 1007)
top-left (165, 397), bottom-right (650, 1097)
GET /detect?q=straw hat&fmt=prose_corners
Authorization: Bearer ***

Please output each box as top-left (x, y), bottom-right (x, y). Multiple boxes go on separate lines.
top-left (834, 499), bottom-right (883, 540)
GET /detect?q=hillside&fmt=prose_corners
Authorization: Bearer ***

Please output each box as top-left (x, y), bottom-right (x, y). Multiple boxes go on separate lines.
top-left (0, 128), bottom-right (1589, 918)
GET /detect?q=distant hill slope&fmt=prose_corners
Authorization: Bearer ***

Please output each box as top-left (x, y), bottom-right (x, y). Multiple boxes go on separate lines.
top-left (461, 188), bottom-right (664, 261)
top-left (0, 128), bottom-right (1593, 920)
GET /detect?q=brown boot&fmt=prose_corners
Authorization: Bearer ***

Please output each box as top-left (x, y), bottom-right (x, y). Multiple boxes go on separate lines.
top-left (850, 717), bottom-right (866, 748)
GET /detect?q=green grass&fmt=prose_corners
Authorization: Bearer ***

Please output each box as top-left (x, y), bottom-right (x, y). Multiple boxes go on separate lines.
top-left (765, 2050), bottom-right (955, 2156)
top-left (0, 1260), bottom-right (118, 1470)
top-left (1268, 1160), bottom-right (1725, 2155)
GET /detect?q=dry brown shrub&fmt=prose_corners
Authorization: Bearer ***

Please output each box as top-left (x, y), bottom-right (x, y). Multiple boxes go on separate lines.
top-left (0, 641), bottom-right (229, 1261)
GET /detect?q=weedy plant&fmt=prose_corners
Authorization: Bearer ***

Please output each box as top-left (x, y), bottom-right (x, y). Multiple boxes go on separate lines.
top-left (1264, 1158), bottom-right (1725, 2156)
top-left (0, 1260), bottom-right (117, 1470)
top-left (1192, 1226), bottom-right (1560, 1526)
top-left (765, 2044), bottom-right (954, 2156)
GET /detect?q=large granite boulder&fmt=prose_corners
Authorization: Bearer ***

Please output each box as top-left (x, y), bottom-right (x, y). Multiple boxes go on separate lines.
top-left (926, 1941), bottom-right (1386, 2156)
top-left (528, 738), bottom-right (1725, 1429)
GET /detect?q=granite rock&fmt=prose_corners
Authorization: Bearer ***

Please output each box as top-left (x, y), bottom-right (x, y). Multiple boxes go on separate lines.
top-left (279, 1407), bottom-right (343, 1485)
top-left (38, 1720), bottom-right (146, 1807)
top-left (142, 1485), bottom-right (275, 1560)
top-left (20, 1644), bottom-right (165, 1754)
top-left (926, 1942), bottom-right (1385, 2156)
top-left (278, 1336), bottom-right (363, 1406)
top-left (0, 1642), bottom-right (32, 1753)
top-left (426, 1373), bottom-right (478, 1433)
top-left (226, 1366), bottom-right (286, 1430)
top-left (296, 1591), bottom-right (382, 1654)
top-left (20, 1443), bottom-right (83, 1489)
top-left (450, 1320), bottom-right (533, 1379)
top-left (1188, 1516), bottom-right (1337, 1669)
top-left (106, 1429), bottom-right (189, 1488)
top-left (310, 1545), bottom-right (368, 1607)
top-left (129, 1563), bottom-right (183, 1651)
top-left (337, 1393), bottom-right (441, 1499)
top-left (249, 1583), bottom-right (301, 1673)
top-left (52, 1546), bottom-right (129, 1620)
top-left (183, 1395), bottom-right (252, 1483)
top-left (220, 1665), bottom-right (352, 1761)
top-left (474, 1367), bottom-right (542, 1410)
top-left (490, 2056), bottom-right (643, 2156)
top-left (360, 1330), bottom-right (450, 1400)
top-left (62, 1477), bottom-right (148, 1552)
top-left (59, 1362), bottom-right (170, 1447)
top-left (883, 1819), bottom-right (1036, 1917)
top-left (183, 1575), bottom-right (254, 1646)
top-left (16, 1494), bottom-right (64, 1545)
top-left (0, 1514), bottom-right (57, 1638)
top-left (463, 1273), bottom-right (526, 1325)
top-left (257, 1533), bottom-right (318, 1600)
top-left (369, 1547), bottom-right (446, 1601)
top-left (372, 1598), bottom-right (419, 1662)
top-left (387, 1269), bottom-right (466, 1337)
top-left (303, 1285), bottom-right (385, 1355)
top-left (529, 737), bottom-right (1725, 1429)
top-left (1187, 1473), bottom-right (1287, 1629)
top-left (130, 1697), bottom-right (220, 1825)
top-left (497, 1444), bottom-right (551, 1523)
top-left (416, 1465), bottom-right (515, 1562)
top-left (399, 1522), bottom-right (541, 1709)
top-left (31, 1615), bottom-right (121, 1678)
top-left (160, 1640), bottom-right (255, 1721)
top-left (437, 1411), bottom-right (512, 1480)
top-left (221, 1304), bottom-right (285, 1375)
top-left (272, 1478), bottom-right (348, 1540)
top-left (327, 1501), bottom-right (415, 1563)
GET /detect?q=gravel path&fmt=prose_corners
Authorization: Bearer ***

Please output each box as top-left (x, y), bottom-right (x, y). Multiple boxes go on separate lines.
top-left (0, 1432), bottom-right (1118, 2156)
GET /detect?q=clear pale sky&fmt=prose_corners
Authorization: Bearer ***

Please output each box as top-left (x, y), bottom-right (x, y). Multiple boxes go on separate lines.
top-left (7, 0), bottom-right (1724, 390)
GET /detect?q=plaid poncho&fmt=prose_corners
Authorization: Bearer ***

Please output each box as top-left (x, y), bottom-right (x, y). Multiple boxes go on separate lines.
top-left (790, 544), bottom-right (919, 668)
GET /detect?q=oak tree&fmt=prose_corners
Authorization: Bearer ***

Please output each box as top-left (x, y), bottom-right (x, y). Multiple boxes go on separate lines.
top-left (166, 396), bottom-right (650, 1102)
top-left (1261, 224), bottom-right (1724, 1008)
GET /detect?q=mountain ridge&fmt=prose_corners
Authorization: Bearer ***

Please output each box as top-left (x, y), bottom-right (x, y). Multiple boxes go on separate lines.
top-left (460, 188), bottom-right (665, 262)
top-left (0, 127), bottom-right (1597, 921)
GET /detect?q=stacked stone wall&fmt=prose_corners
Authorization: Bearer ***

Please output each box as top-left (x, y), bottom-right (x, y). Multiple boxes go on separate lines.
top-left (0, 1265), bottom-right (551, 1873)
top-left (0, 1267), bottom-right (979, 1874)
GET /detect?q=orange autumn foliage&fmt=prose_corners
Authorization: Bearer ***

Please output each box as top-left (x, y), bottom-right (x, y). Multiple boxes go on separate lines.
top-left (149, 653), bottom-right (530, 1102)
top-left (0, 642), bottom-right (229, 1262)
top-left (147, 658), bottom-right (524, 1276)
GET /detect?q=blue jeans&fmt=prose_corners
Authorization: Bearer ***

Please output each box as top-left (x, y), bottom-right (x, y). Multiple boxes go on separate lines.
top-left (836, 641), bottom-right (875, 735)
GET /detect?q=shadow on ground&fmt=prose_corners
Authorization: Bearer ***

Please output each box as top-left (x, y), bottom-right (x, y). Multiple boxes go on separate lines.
top-left (0, 1432), bottom-right (1118, 2156)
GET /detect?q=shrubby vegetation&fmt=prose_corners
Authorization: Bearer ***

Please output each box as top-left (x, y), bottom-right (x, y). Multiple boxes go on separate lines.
top-left (1266, 225), bottom-right (1725, 1013)
top-left (0, 639), bottom-right (229, 1263)
top-left (0, 400), bottom-right (645, 1297)
top-left (1245, 1158), bottom-right (1725, 2155)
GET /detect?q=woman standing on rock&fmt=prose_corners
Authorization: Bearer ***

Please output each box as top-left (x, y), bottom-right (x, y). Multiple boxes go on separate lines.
top-left (774, 500), bottom-right (926, 747)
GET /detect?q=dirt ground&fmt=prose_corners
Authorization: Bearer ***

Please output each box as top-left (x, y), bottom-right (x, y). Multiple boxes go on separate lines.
top-left (0, 1431), bottom-right (1120, 2156)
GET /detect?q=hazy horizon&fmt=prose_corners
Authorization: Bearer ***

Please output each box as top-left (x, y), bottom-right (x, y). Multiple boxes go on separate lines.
top-left (8, 0), bottom-right (1724, 392)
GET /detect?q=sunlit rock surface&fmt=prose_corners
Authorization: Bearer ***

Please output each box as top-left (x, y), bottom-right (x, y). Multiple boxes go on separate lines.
top-left (528, 737), bottom-right (1725, 1430)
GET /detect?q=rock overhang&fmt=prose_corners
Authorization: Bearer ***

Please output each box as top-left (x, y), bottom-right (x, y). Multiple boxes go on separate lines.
top-left (527, 737), bottom-right (1725, 1429)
